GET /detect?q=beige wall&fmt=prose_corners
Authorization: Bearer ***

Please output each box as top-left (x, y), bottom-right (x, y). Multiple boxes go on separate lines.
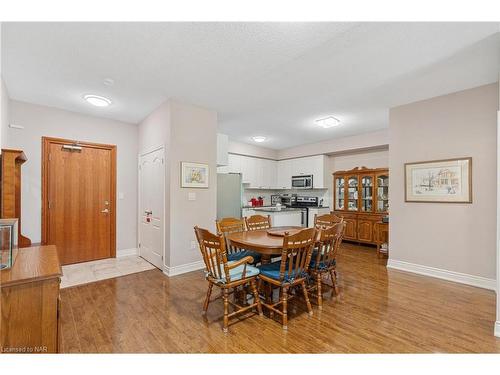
top-left (389, 83), bottom-right (498, 280)
top-left (169, 100), bottom-right (217, 267)
top-left (278, 129), bottom-right (389, 160)
top-left (228, 140), bottom-right (279, 160)
top-left (8, 100), bottom-right (139, 251)
top-left (138, 99), bottom-right (217, 269)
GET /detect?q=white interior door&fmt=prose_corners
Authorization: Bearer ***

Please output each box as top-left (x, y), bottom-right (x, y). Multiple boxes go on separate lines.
top-left (139, 147), bottom-right (164, 269)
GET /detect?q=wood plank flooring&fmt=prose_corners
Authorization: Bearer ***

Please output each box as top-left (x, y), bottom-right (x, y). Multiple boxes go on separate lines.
top-left (59, 243), bottom-right (500, 353)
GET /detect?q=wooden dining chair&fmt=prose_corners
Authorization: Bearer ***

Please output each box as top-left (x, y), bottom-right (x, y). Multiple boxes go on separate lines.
top-left (216, 217), bottom-right (262, 264)
top-left (314, 213), bottom-right (344, 229)
top-left (244, 214), bottom-right (272, 231)
top-left (194, 226), bottom-right (263, 332)
top-left (307, 222), bottom-right (345, 309)
top-left (257, 227), bottom-right (317, 330)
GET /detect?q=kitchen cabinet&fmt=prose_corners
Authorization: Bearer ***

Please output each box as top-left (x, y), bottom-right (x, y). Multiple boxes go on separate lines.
top-left (216, 133), bottom-right (229, 167)
top-left (290, 155), bottom-right (328, 189)
top-left (221, 153), bottom-right (328, 190)
top-left (276, 159), bottom-right (292, 189)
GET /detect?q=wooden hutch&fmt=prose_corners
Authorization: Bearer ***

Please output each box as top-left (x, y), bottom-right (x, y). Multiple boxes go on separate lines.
top-left (333, 167), bottom-right (388, 245)
top-left (0, 149), bottom-right (31, 247)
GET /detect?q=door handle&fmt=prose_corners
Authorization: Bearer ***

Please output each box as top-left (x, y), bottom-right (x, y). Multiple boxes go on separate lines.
top-left (144, 210), bottom-right (152, 215)
top-left (101, 208), bottom-right (109, 214)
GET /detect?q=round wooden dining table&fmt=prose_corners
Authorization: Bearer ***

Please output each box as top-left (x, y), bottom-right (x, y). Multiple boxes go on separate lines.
top-left (226, 226), bottom-right (303, 264)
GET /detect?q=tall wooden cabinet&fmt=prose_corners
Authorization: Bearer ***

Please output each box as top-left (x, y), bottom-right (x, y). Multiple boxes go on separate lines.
top-left (0, 149), bottom-right (31, 247)
top-left (333, 167), bottom-right (389, 245)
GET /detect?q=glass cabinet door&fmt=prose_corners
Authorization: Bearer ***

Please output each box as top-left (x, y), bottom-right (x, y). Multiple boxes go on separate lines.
top-left (335, 176), bottom-right (345, 210)
top-left (347, 176), bottom-right (359, 211)
top-left (376, 174), bottom-right (389, 212)
top-left (361, 175), bottom-right (373, 212)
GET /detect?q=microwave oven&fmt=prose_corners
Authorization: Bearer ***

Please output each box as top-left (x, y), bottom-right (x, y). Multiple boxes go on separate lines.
top-left (291, 175), bottom-right (313, 189)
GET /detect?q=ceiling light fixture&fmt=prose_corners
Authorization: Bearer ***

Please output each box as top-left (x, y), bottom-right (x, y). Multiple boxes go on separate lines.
top-left (83, 94), bottom-right (112, 107)
top-left (316, 116), bottom-right (341, 128)
top-left (252, 136), bottom-right (267, 143)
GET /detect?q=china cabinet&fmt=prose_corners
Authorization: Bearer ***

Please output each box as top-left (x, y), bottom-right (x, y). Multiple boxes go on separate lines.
top-left (333, 167), bottom-right (389, 245)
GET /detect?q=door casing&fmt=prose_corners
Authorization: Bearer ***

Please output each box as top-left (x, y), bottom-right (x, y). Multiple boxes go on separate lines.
top-left (41, 136), bottom-right (117, 259)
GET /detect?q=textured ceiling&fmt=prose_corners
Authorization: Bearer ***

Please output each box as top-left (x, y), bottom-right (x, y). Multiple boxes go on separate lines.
top-left (2, 22), bottom-right (499, 149)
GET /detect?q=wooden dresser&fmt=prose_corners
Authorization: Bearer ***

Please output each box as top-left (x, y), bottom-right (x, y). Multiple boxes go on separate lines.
top-left (1, 245), bottom-right (62, 353)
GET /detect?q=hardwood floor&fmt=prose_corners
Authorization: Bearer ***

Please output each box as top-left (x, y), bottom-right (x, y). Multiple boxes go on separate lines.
top-left (59, 243), bottom-right (500, 353)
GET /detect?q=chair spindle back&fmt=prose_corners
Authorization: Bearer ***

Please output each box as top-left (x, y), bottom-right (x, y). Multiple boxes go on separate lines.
top-left (313, 223), bottom-right (344, 271)
top-left (194, 226), bottom-right (231, 282)
top-left (314, 213), bottom-right (344, 229)
top-left (245, 214), bottom-right (272, 231)
top-left (216, 217), bottom-right (247, 256)
top-left (279, 228), bottom-right (317, 283)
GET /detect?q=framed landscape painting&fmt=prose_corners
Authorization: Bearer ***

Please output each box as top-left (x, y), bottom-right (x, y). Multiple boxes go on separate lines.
top-left (405, 157), bottom-right (472, 203)
top-left (181, 162), bottom-right (209, 188)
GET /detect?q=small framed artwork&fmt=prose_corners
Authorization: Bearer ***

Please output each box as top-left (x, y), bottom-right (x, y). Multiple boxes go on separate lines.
top-left (181, 162), bottom-right (209, 188)
top-left (405, 157), bottom-right (472, 203)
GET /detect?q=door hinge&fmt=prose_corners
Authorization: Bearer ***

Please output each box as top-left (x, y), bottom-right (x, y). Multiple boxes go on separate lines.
top-left (138, 243), bottom-right (141, 248)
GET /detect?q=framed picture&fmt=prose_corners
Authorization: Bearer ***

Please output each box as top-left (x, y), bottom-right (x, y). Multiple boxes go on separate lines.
top-left (181, 162), bottom-right (209, 188)
top-left (405, 157), bottom-right (472, 203)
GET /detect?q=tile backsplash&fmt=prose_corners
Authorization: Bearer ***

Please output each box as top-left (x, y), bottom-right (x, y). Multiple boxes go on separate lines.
top-left (243, 188), bottom-right (329, 207)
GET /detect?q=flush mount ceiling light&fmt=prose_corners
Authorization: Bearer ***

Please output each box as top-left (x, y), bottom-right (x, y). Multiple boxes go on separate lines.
top-left (315, 116), bottom-right (341, 128)
top-left (252, 136), bottom-right (267, 143)
top-left (83, 94), bottom-right (112, 107)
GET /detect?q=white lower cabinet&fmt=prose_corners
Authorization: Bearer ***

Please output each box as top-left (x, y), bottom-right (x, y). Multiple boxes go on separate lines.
top-left (308, 207), bottom-right (331, 228)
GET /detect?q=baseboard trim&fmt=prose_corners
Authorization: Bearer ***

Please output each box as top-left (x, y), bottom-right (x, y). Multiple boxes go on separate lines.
top-left (387, 259), bottom-right (496, 291)
top-left (117, 248), bottom-right (138, 257)
top-left (163, 260), bottom-right (205, 277)
top-left (495, 321), bottom-right (500, 338)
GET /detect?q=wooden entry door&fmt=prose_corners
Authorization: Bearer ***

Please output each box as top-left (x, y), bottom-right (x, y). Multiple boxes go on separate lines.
top-left (42, 137), bottom-right (116, 265)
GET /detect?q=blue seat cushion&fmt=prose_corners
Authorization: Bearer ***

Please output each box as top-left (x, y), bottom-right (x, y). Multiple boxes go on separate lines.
top-left (215, 261), bottom-right (260, 283)
top-left (257, 261), bottom-right (306, 282)
top-left (309, 250), bottom-right (336, 269)
top-left (227, 250), bottom-right (262, 264)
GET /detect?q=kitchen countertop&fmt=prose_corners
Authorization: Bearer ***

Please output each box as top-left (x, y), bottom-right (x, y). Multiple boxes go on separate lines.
top-left (243, 206), bottom-right (329, 212)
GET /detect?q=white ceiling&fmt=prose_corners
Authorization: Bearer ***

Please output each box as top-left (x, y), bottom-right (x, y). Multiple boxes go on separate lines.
top-left (2, 22), bottom-right (499, 149)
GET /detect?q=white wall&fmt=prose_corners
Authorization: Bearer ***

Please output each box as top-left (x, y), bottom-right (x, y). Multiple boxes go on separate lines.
top-left (8, 100), bottom-right (138, 251)
top-left (138, 99), bottom-right (217, 270)
top-left (0, 77), bottom-right (9, 149)
top-left (389, 83), bottom-right (498, 282)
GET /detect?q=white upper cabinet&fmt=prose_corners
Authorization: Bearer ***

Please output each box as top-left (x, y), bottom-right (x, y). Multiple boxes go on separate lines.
top-left (290, 155), bottom-right (328, 188)
top-left (276, 159), bottom-right (292, 189)
top-left (216, 133), bottom-right (229, 167)
top-left (220, 153), bottom-right (327, 190)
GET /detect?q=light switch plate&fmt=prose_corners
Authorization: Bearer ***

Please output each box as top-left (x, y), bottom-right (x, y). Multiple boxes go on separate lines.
top-left (190, 240), bottom-right (197, 250)
top-left (188, 192), bottom-right (196, 201)
top-left (118, 192), bottom-right (125, 200)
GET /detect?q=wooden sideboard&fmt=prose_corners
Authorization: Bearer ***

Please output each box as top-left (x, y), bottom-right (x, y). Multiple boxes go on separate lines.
top-left (1, 245), bottom-right (62, 353)
top-left (333, 167), bottom-right (389, 245)
top-left (0, 149), bottom-right (31, 247)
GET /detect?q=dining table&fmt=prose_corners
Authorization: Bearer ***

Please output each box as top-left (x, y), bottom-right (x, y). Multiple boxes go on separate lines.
top-left (226, 226), bottom-right (303, 264)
